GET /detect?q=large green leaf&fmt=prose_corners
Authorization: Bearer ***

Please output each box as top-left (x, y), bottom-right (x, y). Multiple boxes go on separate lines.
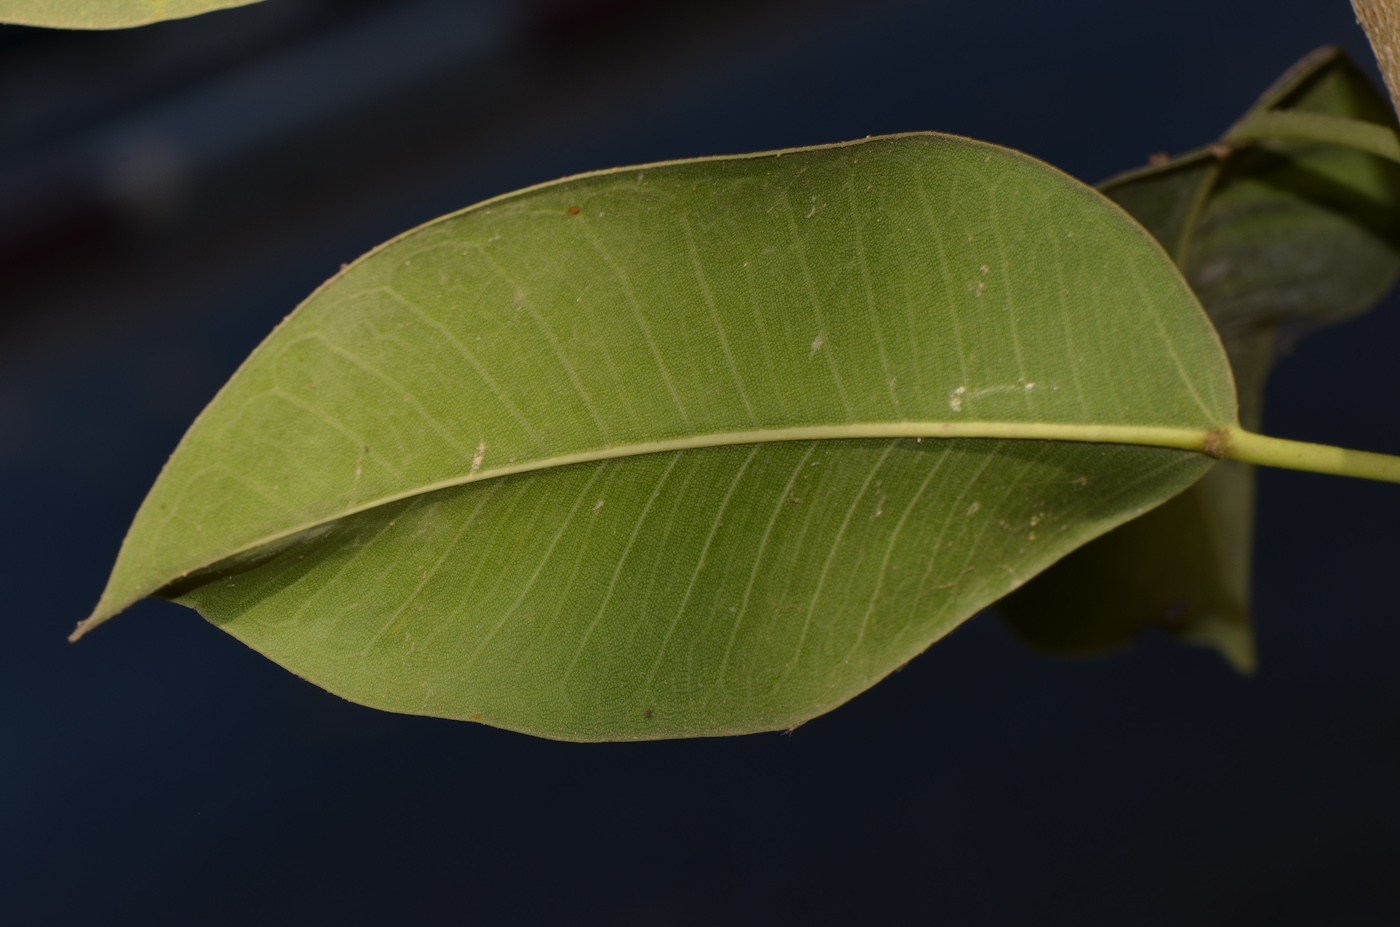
top-left (81, 133), bottom-right (1236, 740)
top-left (0, 0), bottom-right (264, 28)
top-left (1001, 47), bottom-right (1400, 671)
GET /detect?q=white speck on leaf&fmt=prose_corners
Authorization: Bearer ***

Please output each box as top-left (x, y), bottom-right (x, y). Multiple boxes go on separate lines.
top-left (810, 335), bottom-right (824, 356)
top-left (593, 499), bottom-right (605, 512)
top-left (967, 501), bottom-right (980, 516)
top-left (949, 386), bottom-right (966, 412)
top-left (471, 442), bottom-right (485, 474)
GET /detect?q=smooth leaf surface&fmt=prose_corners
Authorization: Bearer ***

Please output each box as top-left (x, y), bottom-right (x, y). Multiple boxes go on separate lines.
top-left (1001, 47), bottom-right (1400, 671)
top-left (86, 133), bottom-right (1236, 739)
top-left (0, 0), bottom-right (263, 28)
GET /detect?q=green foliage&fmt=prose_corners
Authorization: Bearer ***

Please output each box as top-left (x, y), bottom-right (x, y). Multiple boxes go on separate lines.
top-left (81, 134), bottom-right (1238, 739)
top-left (1002, 47), bottom-right (1400, 671)
top-left (0, 0), bottom-right (263, 29)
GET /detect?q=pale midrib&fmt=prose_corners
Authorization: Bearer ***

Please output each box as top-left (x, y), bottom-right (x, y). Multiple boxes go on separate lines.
top-left (73, 420), bottom-right (1400, 640)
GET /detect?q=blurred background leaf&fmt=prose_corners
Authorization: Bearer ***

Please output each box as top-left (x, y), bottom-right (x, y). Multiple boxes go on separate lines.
top-left (1000, 46), bottom-right (1400, 673)
top-left (0, 0), bottom-right (266, 29)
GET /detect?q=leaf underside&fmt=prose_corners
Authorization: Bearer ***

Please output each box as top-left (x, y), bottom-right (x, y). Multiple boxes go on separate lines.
top-left (176, 441), bottom-right (1208, 739)
top-left (90, 133), bottom-right (1235, 739)
top-left (1001, 47), bottom-right (1400, 672)
top-left (0, 0), bottom-right (263, 28)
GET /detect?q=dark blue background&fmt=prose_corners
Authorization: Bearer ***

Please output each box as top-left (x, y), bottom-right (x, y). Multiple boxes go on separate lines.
top-left (2, 1), bottom-right (1398, 923)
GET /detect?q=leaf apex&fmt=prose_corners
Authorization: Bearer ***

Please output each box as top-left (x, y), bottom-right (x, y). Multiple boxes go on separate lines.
top-left (68, 603), bottom-right (121, 643)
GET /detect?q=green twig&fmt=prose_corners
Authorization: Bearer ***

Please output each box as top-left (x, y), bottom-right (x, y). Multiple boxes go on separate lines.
top-left (1223, 428), bottom-right (1400, 483)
